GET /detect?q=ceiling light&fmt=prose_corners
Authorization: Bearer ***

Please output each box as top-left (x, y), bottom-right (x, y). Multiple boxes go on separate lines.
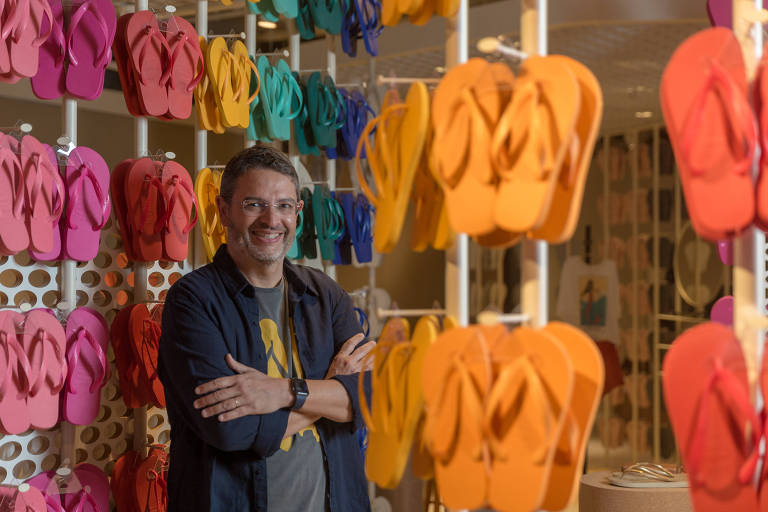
top-left (258, 20), bottom-right (278, 29)
top-left (634, 111), bottom-right (653, 119)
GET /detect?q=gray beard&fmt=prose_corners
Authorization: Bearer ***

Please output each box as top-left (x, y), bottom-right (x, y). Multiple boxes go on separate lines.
top-left (229, 227), bottom-right (293, 264)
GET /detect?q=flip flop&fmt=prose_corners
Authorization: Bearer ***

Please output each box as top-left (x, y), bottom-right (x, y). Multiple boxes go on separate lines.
top-left (125, 158), bottom-right (166, 262)
top-left (65, 0), bottom-right (116, 100)
top-left (538, 322), bottom-right (604, 510)
top-left (160, 161), bottom-right (197, 261)
top-left (163, 15), bottom-right (204, 120)
top-left (23, 309), bottom-right (67, 430)
top-left (109, 158), bottom-right (138, 261)
top-left (21, 134), bottom-right (65, 254)
top-left (28, 143), bottom-right (63, 262)
top-left (206, 37), bottom-right (240, 128)
top-left (62, 146), bottom-right (111, 261)
top-left (231, 40), bottom-right (259, 129)
top-left (753, 43), bottom-right (768, 233)
top-left (299, 187), bottom-right (318, 259)
top-left (129, 304), bottom-right (165, 408)
top-left (62, 464), bottom-right (110, 512)
top-left (112, 14), bottom-right (143, 117)
top-left (135, 446), bottom-right (168, 512)
top-left (287, 207), bottom-right (304, 260)
top-left (0, 134), bottom-right (28, 254)
top-left (3, 0), bottom-right (52, 77)
top-left (492, 56), bottom-right (580, 233)
top-left (62, 307), bottom-right (109, 425)
top-left (664, 322), bottom-right (761, 511)
top-left (332, 192), bottom-right (352, 265)
top-left (530, 56), bottom-right (603, 243)
top-left (422, 324), bottom-right (507, 509)
top-left (30, 0), bottom-right (65, 100)
top-left (660, 27), bottom-right (755, 240)
top-left (0, 484), bottom-right (47, 512)
top-left (0, 311), bottom-right (31, 434)
top-left (111, 450), bottom-right (141, 512)
top-left (126, 11), bottom-right (171, 117)
top-left (194, 167), bottom-right (225, 262)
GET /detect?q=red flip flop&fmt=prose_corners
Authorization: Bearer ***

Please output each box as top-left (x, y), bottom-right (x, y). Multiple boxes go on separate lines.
top-left (162, 15), bottom-right (204, 120)
top-left (663, 322), bottom-right (760, 511)
top-left (109, 158), bottom-right (138, 261)
top-left (159, 161), bottom-right (197, 261)
top-left (125, 11), bottom-right (170, 117)
top-left (113, 15), bottom-right (144, 117)
top-left (661, 27), bottom-right (756, 241)
top-left (125, 158), bottom-right (166, 262)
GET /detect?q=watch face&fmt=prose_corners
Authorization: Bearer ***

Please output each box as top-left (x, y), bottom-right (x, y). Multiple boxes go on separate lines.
top-left (292, 378), bottom-right (309, 396)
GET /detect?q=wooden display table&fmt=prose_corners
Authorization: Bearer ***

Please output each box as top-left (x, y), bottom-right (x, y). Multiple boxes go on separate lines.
top-left (579, 471), bottom-right (692, 512)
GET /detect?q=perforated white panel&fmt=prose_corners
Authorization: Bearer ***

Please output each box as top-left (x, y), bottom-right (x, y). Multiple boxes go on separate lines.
top-left (0, 210), bottom-right (183, 484)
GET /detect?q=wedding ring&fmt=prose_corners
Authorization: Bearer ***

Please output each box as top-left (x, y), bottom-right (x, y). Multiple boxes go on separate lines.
top-left (234, 399), bottom-right (240, 408)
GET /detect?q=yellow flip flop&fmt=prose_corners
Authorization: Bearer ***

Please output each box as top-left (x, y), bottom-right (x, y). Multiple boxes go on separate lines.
top-left (230, 40), bottom-right (260, 129)
top-left (206, 37), bottom-right (240, 128)
top-left (194, 167), bottom-right (226, 261)
top-left (381, 0), bottom-right (402, 26)
top-left (529, 56), bottom-right (603, 243)
top-left (409, 0), bottom-right (435, 25)
top-left (491, 55), bottom-right (580, 233)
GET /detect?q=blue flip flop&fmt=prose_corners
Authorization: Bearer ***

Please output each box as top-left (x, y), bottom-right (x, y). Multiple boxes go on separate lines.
top-left (350, 193), bottom-right (374, 263)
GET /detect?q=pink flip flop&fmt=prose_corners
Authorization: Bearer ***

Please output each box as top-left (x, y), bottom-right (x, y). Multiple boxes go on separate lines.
top-left (65, 0), bottom-right (116, 100)
top-left (163, 15), bottom-right (203, 120)
top-left (125, 11), bottom-right (170, 117)
top-left (29, 143), bottom-right (63, 262)
top-left (3, 0), bottom-right (52, 78)
top-left (26, 469), bottom-right (67, 512)
top-left (23, 309), bottom-right (67, 430)
top-left (62, 307), bottom-right (109, 425)
top-left (21, 135), bottom-right (65, 254)
top-left (126, 158), bottom-right (166, 261)
top-left (0, 134), bottom-right (28, 254)
top-left (62, 464), bottom-right (109, 512)
top-left (0, 484), bottom-right (47, 512)
top-left (30, 0), bottom-right (65, 100)
top-left (0, 311), bottom-right (31, 435)
top-left (160, 161), bottom-right (197, 261)
top-left (61, 146), bottom-right (111, 261)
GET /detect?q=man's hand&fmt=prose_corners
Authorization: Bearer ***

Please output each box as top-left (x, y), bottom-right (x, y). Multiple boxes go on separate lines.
top-left (325, 333), bottom-right (376, 379)
top-left (193, 354), bottom-right (290, 422)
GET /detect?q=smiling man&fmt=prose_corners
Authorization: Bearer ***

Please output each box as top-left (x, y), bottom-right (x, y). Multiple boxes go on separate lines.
top-left (158, 146), bottom-right (375, 512)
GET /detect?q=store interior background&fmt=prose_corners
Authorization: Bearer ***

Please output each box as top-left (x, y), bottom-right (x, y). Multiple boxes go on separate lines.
top-left (0, 0), bottom-right (722, 510)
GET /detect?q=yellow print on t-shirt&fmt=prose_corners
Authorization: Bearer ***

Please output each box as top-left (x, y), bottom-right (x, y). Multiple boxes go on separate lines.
top-left (260, 319), bottom-right (320, 451)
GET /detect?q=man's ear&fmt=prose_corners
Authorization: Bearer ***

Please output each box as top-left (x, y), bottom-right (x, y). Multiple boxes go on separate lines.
top-left (216, 195), bottom-right (230, 228)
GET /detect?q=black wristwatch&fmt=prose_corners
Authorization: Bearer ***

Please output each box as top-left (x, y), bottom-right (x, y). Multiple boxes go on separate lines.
top-left (290, 378), bottom-right (309, 410)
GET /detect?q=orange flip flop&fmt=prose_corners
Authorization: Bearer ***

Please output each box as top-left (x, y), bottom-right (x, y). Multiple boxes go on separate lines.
top-left (539, 322), bottom-right (604, 510)
top-left (529, 56), bottom-right (603, 244)
top-left (663, 322), bottom-right (760, 511)
top-left (661, 27), bottom-right (756, 241)
top-left (492, 56), bottom-right (580, 233)
top-left (485, 326), bottom-right (574, 512)
top-left (421, 324), bottom-right (507, 509)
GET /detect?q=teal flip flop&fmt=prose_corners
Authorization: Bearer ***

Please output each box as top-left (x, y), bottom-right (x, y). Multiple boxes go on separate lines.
top-left (313, 184), bottom-right (345, 260)
top-left (287, 208), bottom-right (304, 259)
top-left (274, 0), bottom-right (299, 19)
top-left (274, 60), bottom-right (303, 141)
top-left (292, 71), bottom-right (321, 155)
top-left (297, 0), bottom-right (317, 40)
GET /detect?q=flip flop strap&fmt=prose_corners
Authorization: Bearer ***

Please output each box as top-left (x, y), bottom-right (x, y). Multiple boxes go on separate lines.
top-left (138, 25), bottom-right (171, 86)
top-left (679, 58), bottom-right (755, 177)
top-left (295, 208), bottom-right (304, 238)
top-left (148, 469), bottom-right (168, 511)
top-left (72, 488), bottom-right (100, 512)
top-left (65, 163), bottom-right (109, 231)
top-left (322, 195), bottom-right (344, 240)
top-left (49, 14), bottom-right (67, 66)
top-left (137, 174), bottom-right (167, 235)
top-left (216, 49), bottom-right (236, 101)
top-left (142, 320), bottom-right (161, 379)
top-left (67, 326), bottom-right (107, 394)
top-left (27, 152), bottom-right (65, 222)
top-left (687, 358), bottom-right (760, 486)
top-left (0, 331), bottom-right (31, 398)
top-left (66, 0), bottom-right (110, 67)
top-left (354, 104), bottom-right (406, 207)
top-left (353, 195), bottom-right (373, 243)
top-left (0, 147), bottom-right (25, 218)
top-left (353, 308), bottom-right (370, 338)
top-left (163, 174), bottom-right (199, 234)
top-left (279, 71), bottom-right (303, 120)
top-left (29, 328), bottom-right (67, 396)
top-left (44, 493), bottom-right (66, 512)
top-left (241, 56), bottom-right (260, 104)
top-left (203, 181), bottom-right (221, 236)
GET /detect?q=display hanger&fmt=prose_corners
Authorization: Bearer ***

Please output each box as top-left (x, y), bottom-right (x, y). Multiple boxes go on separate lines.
top-left (0, 121), bottom-right (32, 147)
top-left (476, 309), bottom-right (530, 325)
top-left (207, 30), bottom-right (246, 40)
top-left (476, 36), bottom-right (528, 61)
top-left (377, 307), bottom-right (447, 318)
top-left (254, 49), bottom-right (290, 57)
top-left (376, 75), bottom-right (440, 86)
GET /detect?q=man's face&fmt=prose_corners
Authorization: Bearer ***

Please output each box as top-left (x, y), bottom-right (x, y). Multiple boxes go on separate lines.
top-left (217, 169), bottom-right (303, 265)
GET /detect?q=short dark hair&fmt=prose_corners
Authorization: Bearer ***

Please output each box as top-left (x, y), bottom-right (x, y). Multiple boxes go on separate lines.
top-left (219, 146), bottom-right (300, 203)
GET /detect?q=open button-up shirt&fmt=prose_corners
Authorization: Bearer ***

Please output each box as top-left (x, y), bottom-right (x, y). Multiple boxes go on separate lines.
top-left (158, 246), bottom-right (371, 511)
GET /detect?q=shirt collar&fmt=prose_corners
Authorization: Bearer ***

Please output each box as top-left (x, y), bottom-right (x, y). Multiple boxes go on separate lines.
top-left (213, 244), bottom-right (319, 300)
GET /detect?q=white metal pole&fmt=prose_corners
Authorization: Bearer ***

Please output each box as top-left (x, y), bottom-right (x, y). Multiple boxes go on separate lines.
top-left (325, 35), bottom-right (337, 280)
top-left (520, 0), bottom-right (548, 328)
top-left (133, 0), bottom-right (149, 460)
top-left (289, 26), bottom-right (300, 171)
top-left (193, 0), bottom-right (209, 270)
top-left (59, 97), bottom-right (77, 470)
top-left (245, 12), bottom-right (257, 149)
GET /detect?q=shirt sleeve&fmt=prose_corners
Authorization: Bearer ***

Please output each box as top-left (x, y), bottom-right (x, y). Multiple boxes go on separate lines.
top-left (328, 283), bottom-right (371, 431)
top-left (159, 282), bottom-right (290, 457)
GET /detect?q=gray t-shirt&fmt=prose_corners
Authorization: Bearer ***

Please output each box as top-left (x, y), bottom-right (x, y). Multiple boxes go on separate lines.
top-left (253, 280), bottom-right (328, 512)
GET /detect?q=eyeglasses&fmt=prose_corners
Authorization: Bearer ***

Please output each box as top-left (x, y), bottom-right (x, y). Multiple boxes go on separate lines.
top-left (241, 199), bottom-right (300, 217)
